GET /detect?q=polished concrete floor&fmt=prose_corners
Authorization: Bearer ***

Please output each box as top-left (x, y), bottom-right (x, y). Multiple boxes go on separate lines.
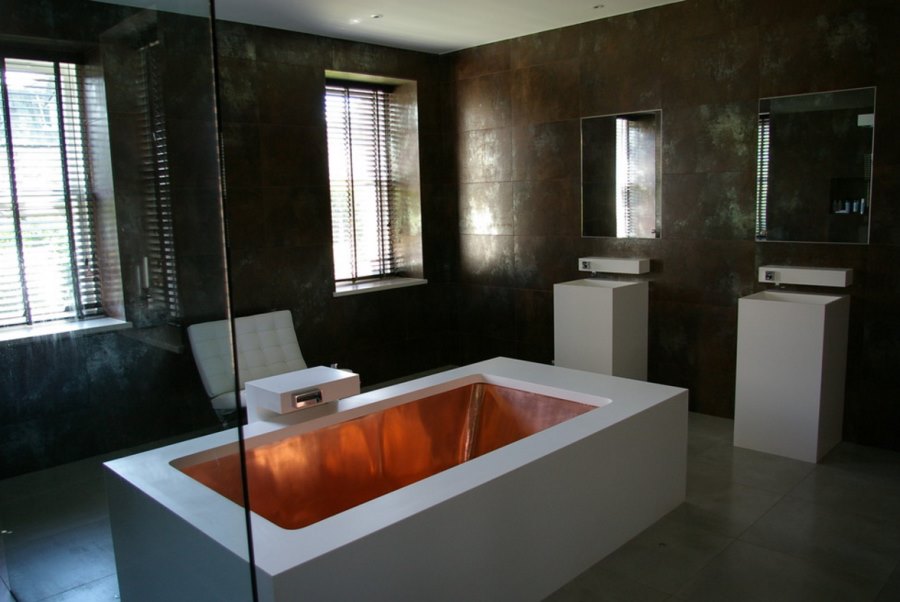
top-left (1, 413), bottom-right (899, 601)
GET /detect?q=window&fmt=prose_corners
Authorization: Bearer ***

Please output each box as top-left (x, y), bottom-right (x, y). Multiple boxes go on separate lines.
top-left (581, 110), bottom-right (660, 239)
top-left (1, 57), bottom-right (102, 328)
top-left (139, 42), bottom-right (180, 322)
top-left (325, 81), bottom-right (398, 283)
top-left (614, 114), bottom-right (658, 238)
top-left (755, 113), bottom-right (770, 239)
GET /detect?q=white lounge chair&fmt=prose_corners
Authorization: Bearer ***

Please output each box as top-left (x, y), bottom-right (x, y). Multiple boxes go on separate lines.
top-left (187, 310), bottom-right (306, 424)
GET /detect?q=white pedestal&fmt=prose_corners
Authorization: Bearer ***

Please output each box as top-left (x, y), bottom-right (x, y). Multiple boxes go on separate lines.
top-left (553, 279), bottom-right (648, 380)
top-left (733, 291), bottom-right (850, 463)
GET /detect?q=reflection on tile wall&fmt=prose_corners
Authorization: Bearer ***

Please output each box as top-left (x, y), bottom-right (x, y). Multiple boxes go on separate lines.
top-left (452, 0), bottom-right (900, 450)
top-left (0, 333), bottom-right (214, 477)
top-left (215, 22), bottom-right (459, 387)
top-left (0, 0), bottom-right (227, 477)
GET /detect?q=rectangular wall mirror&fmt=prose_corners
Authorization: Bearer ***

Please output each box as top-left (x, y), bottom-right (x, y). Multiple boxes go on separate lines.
top-left (756, 87), bottom-right (875, 244)
top-left (581, 110), bottom-right (661, 238)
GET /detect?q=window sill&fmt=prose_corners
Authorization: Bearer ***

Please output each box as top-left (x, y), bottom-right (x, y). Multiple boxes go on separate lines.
top-left (0, 317), bottom-right (132, 345)
top-left (333, 277), bottom-right (428, 298)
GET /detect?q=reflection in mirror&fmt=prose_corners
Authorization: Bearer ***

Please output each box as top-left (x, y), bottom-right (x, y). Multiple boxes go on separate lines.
top-left (756, 87), bottom-right (875, 244)
top-left (582, 110), bottom-right (661, 238)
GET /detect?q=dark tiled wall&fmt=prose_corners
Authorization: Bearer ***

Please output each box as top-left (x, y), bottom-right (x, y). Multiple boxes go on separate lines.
top-left (451, 0), bottom-right (900, 450)
top-left (101, 10), bottom-right (227, 325)
top-left (4, 0), bottom-right (899, 479)
top-left (0, 0), bottom-right (224, 478)
top-left (0, 332), bottom-right (215, 477)
top-left (215, 22), bottom-right (459, 387)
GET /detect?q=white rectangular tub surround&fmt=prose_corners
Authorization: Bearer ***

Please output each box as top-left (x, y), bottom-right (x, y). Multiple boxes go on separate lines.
top-left (578, 256), bottom-right (650, 275)
top-left (758, 265), bottom-right (853, 288)
top-left (105, 358), bottom-right (688, 602)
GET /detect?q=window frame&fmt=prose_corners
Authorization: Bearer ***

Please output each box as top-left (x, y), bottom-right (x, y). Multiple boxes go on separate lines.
top-left (323, 71), bottom-right (426, 297)
top-left (0, 54), bottom-right (105, 331)
top-left (325, 78), bottom-right (399, 285)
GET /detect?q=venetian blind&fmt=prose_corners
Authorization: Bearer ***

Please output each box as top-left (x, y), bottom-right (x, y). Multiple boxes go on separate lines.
top-left (325, 82), bottom-right (397, 283)
top-left (615, 116), bottom-right (658, 239)
top-left (756, 113), bottom-right (770, 238)
top-left (616, 117), bottom-right (635, 238)
top-left (139, 42), bottom-right (180, 321)
top-left (0, 57), bottom-right (101, 328)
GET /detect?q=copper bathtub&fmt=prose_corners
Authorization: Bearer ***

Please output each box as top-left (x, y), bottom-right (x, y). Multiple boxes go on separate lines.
top-left (176, 382), bottom-right (594, 529)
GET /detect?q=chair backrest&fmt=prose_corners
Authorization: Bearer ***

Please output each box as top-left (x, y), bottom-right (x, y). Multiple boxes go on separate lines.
top-left (187, 310), bottom-right (306, 399)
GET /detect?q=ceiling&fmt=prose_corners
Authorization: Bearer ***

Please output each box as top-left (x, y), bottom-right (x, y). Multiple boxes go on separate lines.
top-left (94, 0), bottom-right (684, 54)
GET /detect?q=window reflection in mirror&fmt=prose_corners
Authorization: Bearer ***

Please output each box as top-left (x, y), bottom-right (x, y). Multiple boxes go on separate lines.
top-left (581, 110), bottom-right (661, 238)
top-left (756, 87), bottom-right (875, 244)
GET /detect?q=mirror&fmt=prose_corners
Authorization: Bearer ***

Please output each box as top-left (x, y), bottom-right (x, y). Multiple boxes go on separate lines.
top-left (756, 87), bottom-right (875, 244)
top-left (581, 110), bottom-right (661, 238)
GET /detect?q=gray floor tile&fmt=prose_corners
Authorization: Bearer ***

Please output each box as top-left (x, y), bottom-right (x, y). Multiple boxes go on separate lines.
top-left (695, 443), bottom-right (815, 494)
top-left (687, 413), bottom-right (733, 458)
top-left (687, 413), bottom-right (733, 440)
top-left (1, 540), bottom-right (8, 589)
top-left (821, 442), bottom-right (900, 482)
top-left (0, 458), bottom-right (104, 503)
top-left (0, 486), bottom-right (109, 545)
top-left (5, 519), bottom-right (115, 602)
top-left (675, 540), bottom-right (884, 602)
top-left (41, 574), bottom-right (120, 602)
top-left (544, 566), bottom-right (672, 602)
top-left (789, 464), bottom-right (900, 524)
top-left (741, 496), bottom-right (900, 583)
top-left (876, 563), bottom-right (900, 602)
top-left (596, 513), bottom-right (732, 595)
top-left (668, 466), bottom-right (783, 538)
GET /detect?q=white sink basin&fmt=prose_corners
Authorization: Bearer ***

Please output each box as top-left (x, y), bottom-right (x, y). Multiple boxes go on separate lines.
top-left (558, 278), bottom-right (643, 290)
top-left (553, 278), bottom-right (647, 379)
top-left (733, 289), bottom-right (850, 463)
top-left (740, 290), bottom-right (845, 305)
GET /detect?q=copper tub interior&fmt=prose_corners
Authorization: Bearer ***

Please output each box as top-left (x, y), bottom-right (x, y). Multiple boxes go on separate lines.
top-left (176, 382), bottom-right (595, 530)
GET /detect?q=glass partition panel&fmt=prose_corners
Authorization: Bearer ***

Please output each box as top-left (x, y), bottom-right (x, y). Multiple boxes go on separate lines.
top-left (0, 1), bottom-right (253, 600)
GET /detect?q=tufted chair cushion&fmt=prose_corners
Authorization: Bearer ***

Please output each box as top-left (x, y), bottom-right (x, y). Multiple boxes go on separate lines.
top-left (187, 310), bottom-right (306, 411)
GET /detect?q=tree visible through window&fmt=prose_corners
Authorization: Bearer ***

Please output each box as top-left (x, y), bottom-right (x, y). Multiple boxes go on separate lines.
top-left (325, 81), bottom-right (397, 283)
top-left (0, 57), bottom-right (101, 328)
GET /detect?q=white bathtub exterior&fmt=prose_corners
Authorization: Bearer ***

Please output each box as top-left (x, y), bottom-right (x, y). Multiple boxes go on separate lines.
top-left (105, 357), bottom-right (688, 602)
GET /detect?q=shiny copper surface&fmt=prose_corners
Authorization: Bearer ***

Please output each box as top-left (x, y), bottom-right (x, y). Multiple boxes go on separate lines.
top-left (178, 383), bottom-right (594, 529)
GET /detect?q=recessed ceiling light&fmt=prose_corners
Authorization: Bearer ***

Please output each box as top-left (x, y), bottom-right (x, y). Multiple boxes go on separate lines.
top-left (593, 3), bottom-right (605, 8)
top-left (349, 18), bottom-right (361, 24)
top-left (370, 13), bottom-right (384, 19)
